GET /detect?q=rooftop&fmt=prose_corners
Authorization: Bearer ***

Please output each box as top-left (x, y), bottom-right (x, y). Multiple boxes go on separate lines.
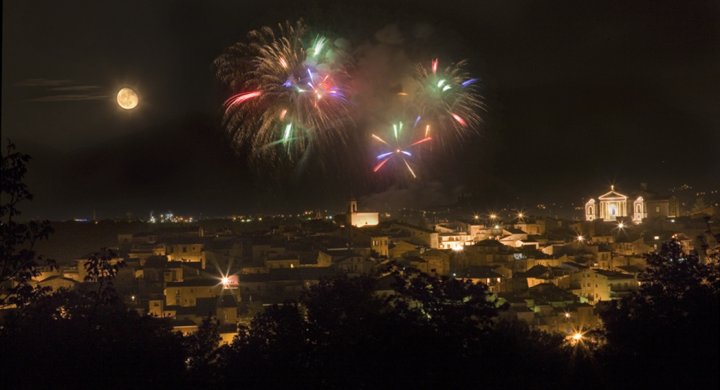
top-left (594, 269), bottom-right (635, 280)
top-left (166, 279), bottom-right (219, 288)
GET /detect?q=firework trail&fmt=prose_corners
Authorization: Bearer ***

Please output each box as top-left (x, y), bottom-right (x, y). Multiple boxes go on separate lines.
top-left (215, 21), bottom-right (353, 162)
top-left (411, 58), bottom-right (483, 143)
top-left (372, 120), bottom-right (432, 179)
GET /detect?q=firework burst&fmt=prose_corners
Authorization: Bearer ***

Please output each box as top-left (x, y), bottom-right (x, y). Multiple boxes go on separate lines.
top-left (411, 58), bottom-right (484, 143)
top-left (372, 121), bottom-right (432, 179)
top-left (215, 21), bottom-right (353, 162)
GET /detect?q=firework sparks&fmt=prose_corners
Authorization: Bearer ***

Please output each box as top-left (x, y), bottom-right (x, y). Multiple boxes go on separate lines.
top-left (372, 121), bottom-right (432, 178)
top-left (223, 91), bottom-right (262, 108)
top-left (215, 20), bottom-right (353, 162)
top-left (412, 58), bottom-right (484, 142)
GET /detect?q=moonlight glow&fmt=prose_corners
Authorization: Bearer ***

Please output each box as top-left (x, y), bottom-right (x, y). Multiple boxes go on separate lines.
top-left (116, 88), bottom-right (139, 110)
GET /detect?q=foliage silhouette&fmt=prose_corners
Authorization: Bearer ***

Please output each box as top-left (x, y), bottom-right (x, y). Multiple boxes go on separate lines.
top-left (599, 239), bottom-right (720, 388)
top-left (0, 141), bottom-right (54, 306)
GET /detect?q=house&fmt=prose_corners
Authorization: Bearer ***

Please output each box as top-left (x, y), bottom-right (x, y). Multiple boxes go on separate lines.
top-left (165, 279), bottom-right (240, 307)
top-left (460, 266), bottom-right (503, 293)
top-left (577, 269), bottom-right (638, 302)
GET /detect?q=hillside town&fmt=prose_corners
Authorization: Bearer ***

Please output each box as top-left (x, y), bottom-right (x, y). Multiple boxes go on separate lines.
top-left (28, 187), bottom-right (720, 343)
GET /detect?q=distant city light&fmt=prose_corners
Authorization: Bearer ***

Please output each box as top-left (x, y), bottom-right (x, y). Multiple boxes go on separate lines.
top-left (572, 332), bottom-right (583, 342)
top-left (617, 222), bottom-right (625, 229)
top-left (564, 312), bottom-right (571, 318)
top-left (654, 235), bottom-right (660, 240)
top-left (490, 213), bottom-right (497, 220)
top-left (577, 235), bottom-right (585, 242)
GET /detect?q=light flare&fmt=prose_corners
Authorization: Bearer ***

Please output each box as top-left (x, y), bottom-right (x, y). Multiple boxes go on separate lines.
top-left (312, 36), bottom-right (327, 57)
top-left (283, 123), bottom-right (293, 142)
top-left (410, 136), bottom-right (432, 146)
top-left (402, 158), bottom-right (417, 178)
top-left (223, 91), bottom-right (262, 109)
top-left (372, 134), bottom-right (390, 146)
top-left (451, 113), bottom-right (467, 127)
top-left (373, 157), bottom-right (391, 172)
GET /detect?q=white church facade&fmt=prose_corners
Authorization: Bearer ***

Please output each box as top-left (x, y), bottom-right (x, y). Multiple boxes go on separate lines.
top-left (585, 185), bottom-right (679, 223)
top-left (346, 199), bottom-right (379, 227)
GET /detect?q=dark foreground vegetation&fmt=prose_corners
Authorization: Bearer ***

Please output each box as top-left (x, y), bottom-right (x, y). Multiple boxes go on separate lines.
top-left (2, 143), bottom-right (718, 389)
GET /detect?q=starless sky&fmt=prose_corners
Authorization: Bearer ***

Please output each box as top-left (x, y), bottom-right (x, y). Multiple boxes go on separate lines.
top-left (2, 0), bottom-right (719, 220)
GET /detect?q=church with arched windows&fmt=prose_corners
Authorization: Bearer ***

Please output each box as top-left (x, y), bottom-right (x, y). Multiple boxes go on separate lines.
top-left (585, 185), bottom-right (680, 223)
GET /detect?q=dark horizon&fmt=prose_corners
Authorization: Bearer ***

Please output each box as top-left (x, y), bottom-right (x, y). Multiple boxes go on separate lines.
top-left (3, 0), bottom-right (719, 220)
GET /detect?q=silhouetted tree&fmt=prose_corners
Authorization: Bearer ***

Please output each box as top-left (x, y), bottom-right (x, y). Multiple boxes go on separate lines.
top-left (217, 270), bottom-right (576, 389)
top-left (0, 141), bottom-right (54, 306)
top-left (0, 144), bottom-right (187, 387)
top-left (184, 316), bottom-right (221, 384)
top-left (218, 302), bottom-right (310, 387)
top-left (599, 239), bottom-right (720, 388)
top-left (0, 287), bottom-right (186, 388)
top-left (83, 248), bottom-right (125, 306)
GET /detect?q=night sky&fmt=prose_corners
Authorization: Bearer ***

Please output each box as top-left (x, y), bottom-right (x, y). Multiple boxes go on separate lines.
top-left (3, 0), bottom-right (719, 220)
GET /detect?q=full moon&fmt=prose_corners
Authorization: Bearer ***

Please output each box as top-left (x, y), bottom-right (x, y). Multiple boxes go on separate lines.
top-left (116, 87), bottom-right (139, 110)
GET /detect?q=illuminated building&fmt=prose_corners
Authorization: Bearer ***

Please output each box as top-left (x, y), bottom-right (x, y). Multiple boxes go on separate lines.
top-left (165, 240), bottom-right (206, 268)
top-left (370, 236), bottom-right (390, 257)
top-left (459, 267), bottom-right (503, 293)
top-left (346, 199), bottom-right (379, 227)
top-left (577, 269), bottom-right (638, 302)
top-left (585, 185), bottom-right (680, 222)
top-left (164, 279), bottom-right (240, 307)
top-left (391, 222), bottom-right (440, 249)
top-left (585, 186), bottom-right (628, 222)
